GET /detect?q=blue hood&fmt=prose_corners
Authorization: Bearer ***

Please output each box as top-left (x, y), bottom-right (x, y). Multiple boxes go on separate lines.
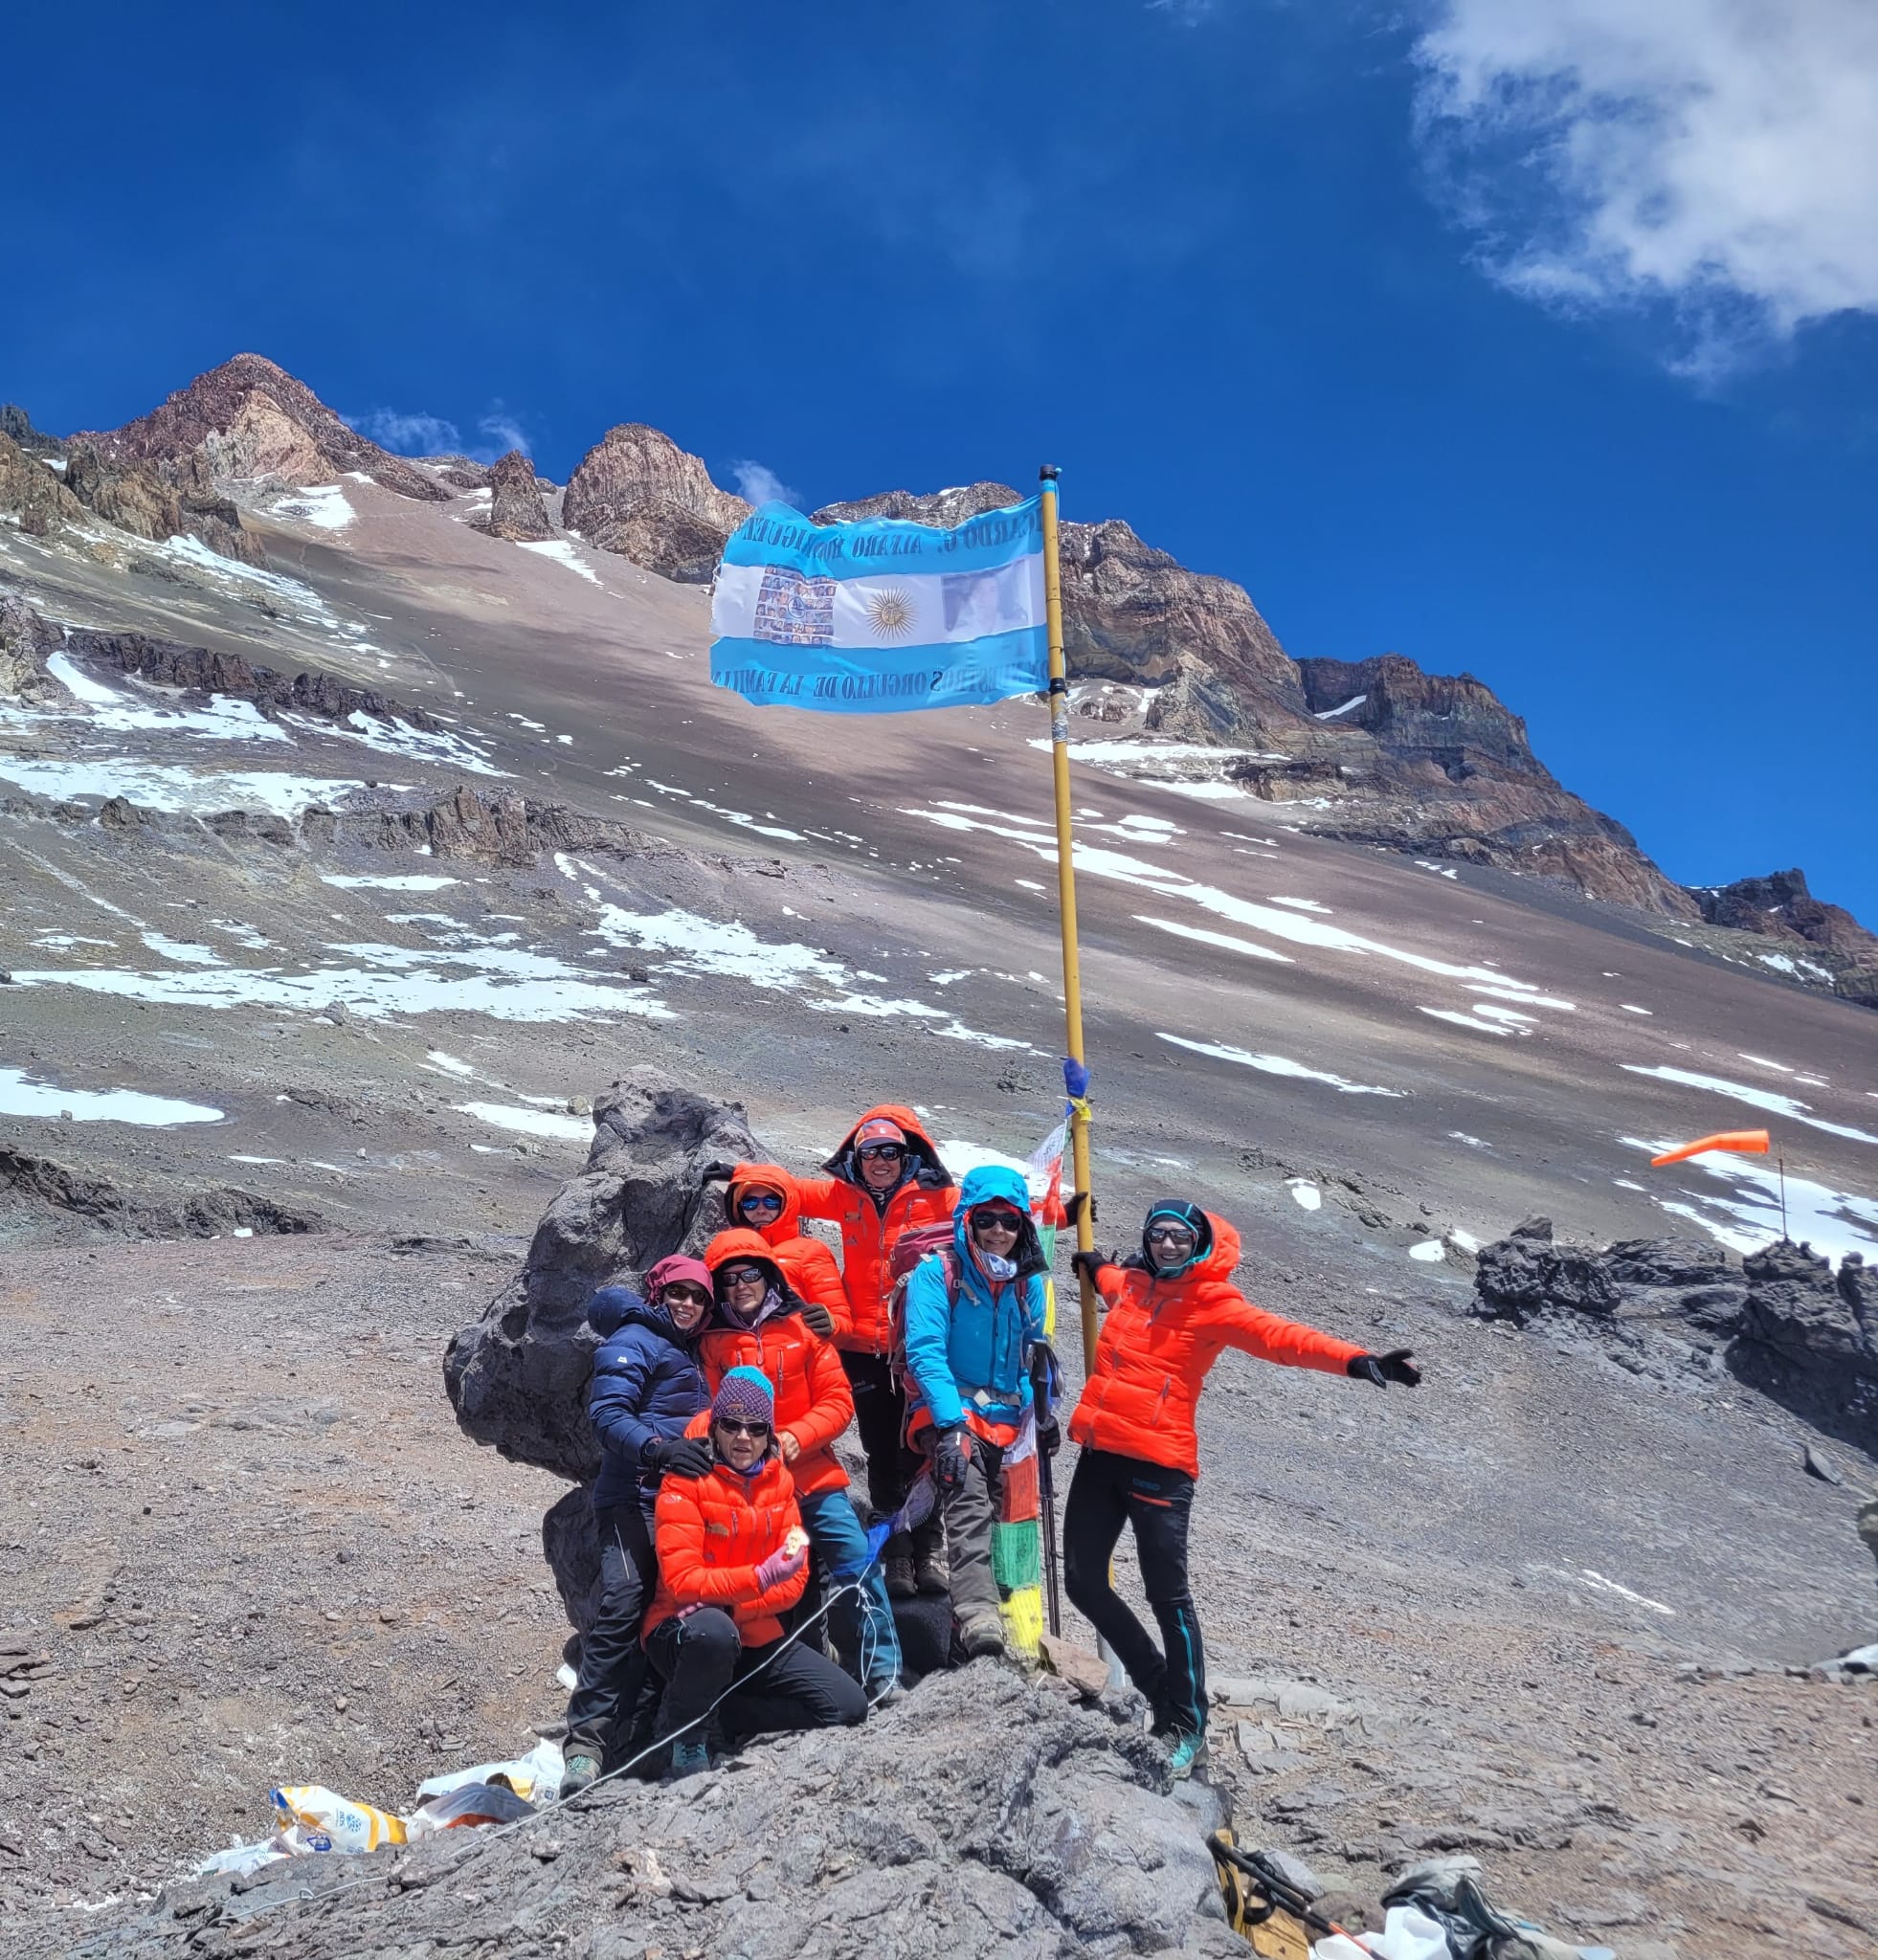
top-left (952, 1164), bottom-right (1047, 1276)
top-left (587, 1284), bottom-right (685, 1344)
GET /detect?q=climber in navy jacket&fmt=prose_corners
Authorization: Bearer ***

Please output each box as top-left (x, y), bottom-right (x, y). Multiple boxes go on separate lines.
top-left (560, 1255), bottom-right (713, 1794)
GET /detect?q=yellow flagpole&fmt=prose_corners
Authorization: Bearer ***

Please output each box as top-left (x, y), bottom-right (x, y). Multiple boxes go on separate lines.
top-left (1039, 466), bottom-right (1099, 1377)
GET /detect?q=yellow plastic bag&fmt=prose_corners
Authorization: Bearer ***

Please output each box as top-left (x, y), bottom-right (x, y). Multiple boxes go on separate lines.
top-left (270, 1785), bottom-right (408, 1853)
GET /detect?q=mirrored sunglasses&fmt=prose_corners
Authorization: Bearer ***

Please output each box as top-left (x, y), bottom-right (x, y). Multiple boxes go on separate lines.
top-left (857, 1142), bottom-right (905, 1160)
top-left (719, 1265), bottom-right (768, 1288)
top-left (738, 1192), bottom-right (785, 1212)
top-left (1146, 1225), bottom-right (1197, 1244)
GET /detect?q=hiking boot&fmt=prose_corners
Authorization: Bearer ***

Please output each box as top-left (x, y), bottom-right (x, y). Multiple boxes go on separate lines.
top-left (869, 1676), bottom-right (907, 1707)
top-left (958, 1609), bottom-right (1006, 1659)
top-left (1165, 1728), bottom-right (1208, 1781)
top-left (665, 1737), bottom-right (711, 1781)
top-left (560, 1751), bottom-right (601, 1798)
top-left (883, 1532), bottom-right (916, 1600)
top-left (912, 1542), bottom-right (950, 1596)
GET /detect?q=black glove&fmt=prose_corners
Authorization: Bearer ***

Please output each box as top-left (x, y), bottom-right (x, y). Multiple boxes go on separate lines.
top-left (1347, 1348), bottom-right (1421, 1390)
top-left (648, 1436), bottom-right (714, 1478)
top-left (697, 1160), bottom-right (740, 1184)
top-left (1064, 1191), bottom-right (1097, 1227)
top-left (932, 1428), bottom-right (972, 1495)
top-left (1069, 1248), bottom-right (1107, 1288)
top-left (798, 1297), bottom-right (836, 1339)
top-left (1037, 1414), bottom-right (1062, 1458)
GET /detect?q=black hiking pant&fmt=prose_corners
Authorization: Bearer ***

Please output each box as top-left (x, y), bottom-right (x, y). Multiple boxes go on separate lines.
top-left (1062, 1447), bottom-right (1206, 1738)
top-left (563, 1502), bottom-right (656, 1763)
top-left (842, 1351), bottom-right (940, 1561)
top-left (645, 1608), bottom-right (868, 1747)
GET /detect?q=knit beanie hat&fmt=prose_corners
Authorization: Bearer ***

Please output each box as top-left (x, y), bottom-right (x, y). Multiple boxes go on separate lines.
top-left (711, 1365), bottom-right (775, 1429)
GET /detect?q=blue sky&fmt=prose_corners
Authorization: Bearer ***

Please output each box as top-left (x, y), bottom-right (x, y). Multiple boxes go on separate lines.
top-left (6, 1), bottom-right (1874, 920)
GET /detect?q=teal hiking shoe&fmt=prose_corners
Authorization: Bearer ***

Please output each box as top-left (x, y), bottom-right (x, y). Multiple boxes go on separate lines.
top-left (560, 1752), bottom-right (601, 1797)
top-left (666, 1737), bottom-right (711, 1780)
top-left (1165, 1728), bottom-right (1208, 1781)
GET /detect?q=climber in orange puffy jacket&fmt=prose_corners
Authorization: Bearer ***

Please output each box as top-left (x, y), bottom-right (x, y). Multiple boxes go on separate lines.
top-left (723, 1164), bottom-right (852, 1343)
top-left (643, 1367), bottom-right (866, 1776)
top-left (695, 1231), bottom-right (903, 1699)
top-left (784, 1107), bottom-right (957, 1599)
top-left (1065, 1199), bottom-right (1420, 1781)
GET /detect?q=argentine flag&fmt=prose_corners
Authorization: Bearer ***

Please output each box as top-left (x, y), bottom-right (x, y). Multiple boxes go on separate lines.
top-left (709, 495), bottom-right (1047, 714)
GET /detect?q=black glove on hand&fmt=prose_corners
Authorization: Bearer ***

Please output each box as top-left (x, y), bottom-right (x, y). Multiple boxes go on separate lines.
top-left (1064, 1191), bottom-right (1097, 1227)
top-left (1069, 1248), bottom-right (1107, 1287)
top-left (932, 1428), bottom-right (972, 1494)
top-left (797, 1298), bottom-right (836, 1339)
top-left (697, 1160), bottom-right (740, 1184)
top-left (1347, 1348), bottom-right (1421, 1390)
top-left (1037, 1414), bottom-right (1062, 1458)
top-left (649, 1436), bottom-right (715, 1478)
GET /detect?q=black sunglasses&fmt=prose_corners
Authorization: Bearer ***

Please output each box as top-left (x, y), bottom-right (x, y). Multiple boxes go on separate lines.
top-left (857, 1142), bottom-right (905, 1160)
top-left (714, 1417), bottom-right (771, 1439)
top-left (718, 1265), bottom-right (768, 1288)
top-left (661, 1283), bottom-right (712, 1306)
top-left (973, 1210), bottom-right (1023, 1231)
top-left (1146, 1224), bottom-right (1197, 1243)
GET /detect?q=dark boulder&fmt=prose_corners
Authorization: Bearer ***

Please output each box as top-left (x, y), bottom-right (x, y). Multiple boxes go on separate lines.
top-left (443, 1068), bottom-right (757, 1484)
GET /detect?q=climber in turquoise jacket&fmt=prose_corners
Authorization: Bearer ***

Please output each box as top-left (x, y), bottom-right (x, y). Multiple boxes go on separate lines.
top-left (902, 1163), bottom-right (1050, 1658)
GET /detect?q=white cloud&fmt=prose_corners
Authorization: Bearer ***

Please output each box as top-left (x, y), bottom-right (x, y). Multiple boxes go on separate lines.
top-left (346, 408), bottom-right (462, 455)
top-left (473, 409), bottom-right (531, 462)
top-left (729, 459), bottom-right (797, 506)
top-left (1414, 0), bottom-right (1878, 368)
top-left (1149, 0), bottom-right (1219, 20)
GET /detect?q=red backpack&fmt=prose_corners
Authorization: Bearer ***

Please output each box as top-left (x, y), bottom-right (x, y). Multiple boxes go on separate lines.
top-left (884, 1222), bottom-right (960, 1389)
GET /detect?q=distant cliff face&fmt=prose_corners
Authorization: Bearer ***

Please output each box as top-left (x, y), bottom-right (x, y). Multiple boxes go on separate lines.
top-left (561, 424), bottom-right (749, 583)
top-left (75, 353), bottom-right (453, 503)
top-left (1692, 871), bottom-right (1878, 1006)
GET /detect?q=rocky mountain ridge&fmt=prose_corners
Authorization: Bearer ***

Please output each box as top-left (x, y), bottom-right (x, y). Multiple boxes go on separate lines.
top-left (33, 355), bottom-right (1875, 966)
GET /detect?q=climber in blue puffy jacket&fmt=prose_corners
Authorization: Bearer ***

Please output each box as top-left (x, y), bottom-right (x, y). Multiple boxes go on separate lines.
top-left (902, 1163), bottom-right (1049, 1659)
top-left (561, 1256), bottom-right (713, 1795)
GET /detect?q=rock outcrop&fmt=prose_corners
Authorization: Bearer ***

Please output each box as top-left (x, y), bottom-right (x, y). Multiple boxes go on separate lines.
top-left (479, 447), bottom-right (553, 542)
top-left (58, 624), bottom-right (442, 729)
top-left (53, 1668), bottom-right (1235, 1960)
top-left (0, 590), bottom-right (61, 702)
top-left (0, 431), bottom-right (85, 537)
top-left (330, 785), bottom-right (677, 869)
top-left (560, 422), bottom-right (750, 581)
top-left (0, 404), bottom-right (63, 457)
top-left (1692, 869), bottom-right (1878, 1009)
top-left (1474, 1219), bottom-right (1877, 1445)
top-left (73, 353), bottom-right (452, 503)
top-left (61, 442), bottom-right (265, 568)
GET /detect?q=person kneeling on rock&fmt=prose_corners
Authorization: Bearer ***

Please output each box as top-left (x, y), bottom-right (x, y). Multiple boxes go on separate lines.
top-left (697, 1230), bottom-right (905, 1700)
top-left (560, 1256), bottom-right (714, 1798)
top-left (643, 1368), bottom-right (868, 1777)
top-left (1064, 1199), bottom-right (1421, 1781)
top-left (902, 1165), bottom-right (1050, 1661)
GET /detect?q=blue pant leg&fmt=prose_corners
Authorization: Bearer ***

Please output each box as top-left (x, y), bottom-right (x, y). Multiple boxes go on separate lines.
top-left (796, 1485), bottom-right (902, 1689)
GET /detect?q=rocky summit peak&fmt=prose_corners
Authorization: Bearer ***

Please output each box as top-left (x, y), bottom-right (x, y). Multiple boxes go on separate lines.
top-left (73, 353), bottom-right (453, 504)
top-left (560, 423), bottom-right (749, 583)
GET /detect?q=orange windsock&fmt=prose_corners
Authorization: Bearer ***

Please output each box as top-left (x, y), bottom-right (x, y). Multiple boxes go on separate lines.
top-left (1650, 1129), bottom-right (1771, 1168)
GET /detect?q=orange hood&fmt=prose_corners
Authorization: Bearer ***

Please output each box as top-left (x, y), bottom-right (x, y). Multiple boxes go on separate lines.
top-left (725, 1162), bottom-right (803, 1243)
top-left (820, 1103), bottom-right (951, 1187)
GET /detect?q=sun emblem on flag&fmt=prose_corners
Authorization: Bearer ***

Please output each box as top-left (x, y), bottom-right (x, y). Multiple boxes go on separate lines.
top-left (865, 587), bottom-right (915, 640)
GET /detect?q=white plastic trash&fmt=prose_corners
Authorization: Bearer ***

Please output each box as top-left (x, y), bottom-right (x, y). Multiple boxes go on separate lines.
top-left (415, 1735), bottom-right (564, 1807)
top-left (1310, 1905), bottom-right (1453, 1960)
